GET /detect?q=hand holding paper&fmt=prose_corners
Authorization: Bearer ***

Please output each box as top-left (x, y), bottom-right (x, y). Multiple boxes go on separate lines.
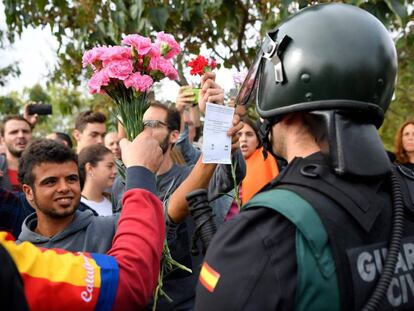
top-left (202, 103), bottom-right (235, 164)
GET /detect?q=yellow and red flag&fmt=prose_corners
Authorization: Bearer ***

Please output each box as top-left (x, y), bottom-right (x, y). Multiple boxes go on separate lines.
top-left (199, 262), bottom-right (221, 293)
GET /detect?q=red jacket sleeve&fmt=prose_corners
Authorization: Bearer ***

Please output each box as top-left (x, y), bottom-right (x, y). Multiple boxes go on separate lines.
top-left (108, 188), bottom-right (165, 311)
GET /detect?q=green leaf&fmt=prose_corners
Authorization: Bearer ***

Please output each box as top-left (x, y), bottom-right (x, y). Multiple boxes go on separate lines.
top-left (130, 4), bottom-right (140, 20)
top-left (130, 0), bottom-right (144, 20)
top-left (384, 0), bottom-right (409, 26)
top-left (147, 7), bottom-right (169, 31)
top-left (281, 0), bottom-right (294, 8)
top-left (114, 0), bottom-right (128, 13)
top-left (35, 0), bottom-right (48, 13)
top-left (111, 11), bottom-right (126, 33)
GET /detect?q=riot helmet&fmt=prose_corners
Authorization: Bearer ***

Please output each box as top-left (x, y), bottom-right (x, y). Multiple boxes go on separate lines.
top-left (237, 3), bottom-right (397, 128)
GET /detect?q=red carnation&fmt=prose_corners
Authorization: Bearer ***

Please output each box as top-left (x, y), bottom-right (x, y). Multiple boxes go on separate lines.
top-left (210, 58), bottom-right (217, 70)
top-left (188, 55), bottom-right (217, 76)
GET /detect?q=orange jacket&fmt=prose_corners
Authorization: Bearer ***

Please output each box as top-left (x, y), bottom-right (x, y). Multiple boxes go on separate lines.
top-left (242, 147), bottom-right (279, 205)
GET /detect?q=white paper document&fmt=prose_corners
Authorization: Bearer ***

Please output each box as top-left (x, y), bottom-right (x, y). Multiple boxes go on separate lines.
top-left (202, 102), bottom-right (235, 164)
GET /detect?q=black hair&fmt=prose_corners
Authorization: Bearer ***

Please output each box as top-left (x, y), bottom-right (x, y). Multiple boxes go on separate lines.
top-left (78, 144), bottom-right (113, 187)
top-left (55, 132), bottom-right (73, 149)
top-left (241, 116), bottom-right (262, 148)
top-left (18, 139), bottom-right (78, 188)
top-left (149, 102), bottom-right (181, 132)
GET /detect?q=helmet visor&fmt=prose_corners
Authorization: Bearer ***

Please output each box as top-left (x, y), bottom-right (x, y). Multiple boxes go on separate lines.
top-left (235, 32), bottom-right (282, 107)
top-left (235, 47), bottom-right (263, 107)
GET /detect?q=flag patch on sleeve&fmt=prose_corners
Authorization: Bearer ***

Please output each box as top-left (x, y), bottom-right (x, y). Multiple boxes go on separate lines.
top-left (199, 262), bottom-right (220, 292)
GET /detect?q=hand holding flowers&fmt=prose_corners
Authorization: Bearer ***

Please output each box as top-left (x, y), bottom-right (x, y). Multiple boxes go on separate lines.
top-left (84, 33), bottom-right (187, 311)
top-left (187, 55), bottom-right (221, 112)
top-left (83, 32), bottom-right (180, 140)
top-left (199, 72), bottom-right (224, 112)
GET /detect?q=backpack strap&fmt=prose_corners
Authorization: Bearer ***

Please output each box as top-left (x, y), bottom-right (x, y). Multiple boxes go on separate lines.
top-left (243, 189), bottom-right (340, 311)
top-left (394, 164), bottom-right (414, 215)
top-left (0, 154), bottom-right (5, 170)
top-left (0, 154), bottom-right (11, 190)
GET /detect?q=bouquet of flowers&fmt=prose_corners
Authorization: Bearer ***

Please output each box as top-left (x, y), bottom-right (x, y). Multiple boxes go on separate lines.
top-left (84, 33), bottom-right (189, 310)
top-left (83, 32), bottom-right (180, 141)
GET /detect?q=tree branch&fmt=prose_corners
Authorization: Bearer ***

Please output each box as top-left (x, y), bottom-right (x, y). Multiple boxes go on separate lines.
top-left (209, 44), bottom-right (227, 62)
top-left (235, 0), bottom-right (252, 68)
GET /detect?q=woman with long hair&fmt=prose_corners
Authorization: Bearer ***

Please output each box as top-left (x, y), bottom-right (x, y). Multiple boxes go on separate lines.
top-left (78, 144), bottom-right (117, 216)
top-left (224, 117), bottom-right (279, 221)
top-left (395, 120), bottom-right (414, 170)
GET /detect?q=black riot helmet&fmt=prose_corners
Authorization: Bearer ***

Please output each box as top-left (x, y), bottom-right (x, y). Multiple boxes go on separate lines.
top-left (236, 3), bottom-right (397, 128)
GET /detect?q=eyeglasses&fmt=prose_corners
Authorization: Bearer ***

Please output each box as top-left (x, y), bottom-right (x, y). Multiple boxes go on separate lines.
top-left (143, 120), bottom-right (170, 129)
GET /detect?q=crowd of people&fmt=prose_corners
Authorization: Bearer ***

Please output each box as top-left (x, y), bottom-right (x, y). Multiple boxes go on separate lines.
top-left (0, 2), bottom-right (414, 310)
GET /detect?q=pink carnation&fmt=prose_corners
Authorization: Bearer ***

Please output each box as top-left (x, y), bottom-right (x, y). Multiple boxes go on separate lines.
top-left (165, 66), bottom-right (178, 80)
top-left (101, 46), bottom-right (131, 66)
top-left (87, 69), bottom-right (110, 94)
top-left (82, 46), bottom-right (107, 68)
top-left (148, 44), bottom-right (161, 58)
top-left (106, 59), bottom-right (133, 80)
top-left (124, 73), bottom-right (153, 92)
top-left (155, 32), bottom-right (181, 59)
top-left (149, 57), bottom-right (178, 81)
top-left (233, 70), bottom-right (248, 85)
top-left (122, 34), bottom-right (152, 55)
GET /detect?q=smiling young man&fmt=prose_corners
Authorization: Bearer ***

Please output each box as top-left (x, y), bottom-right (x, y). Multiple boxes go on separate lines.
top-left (17, 139), bottom-right (118, 253)
top-left (0, 128), bottom-right (166, 311)
top-left (0, 115), bottom-right (33, 191)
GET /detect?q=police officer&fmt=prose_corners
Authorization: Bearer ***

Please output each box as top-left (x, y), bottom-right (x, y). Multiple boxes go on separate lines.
top-left (194, 3), bottom-right (412, 311)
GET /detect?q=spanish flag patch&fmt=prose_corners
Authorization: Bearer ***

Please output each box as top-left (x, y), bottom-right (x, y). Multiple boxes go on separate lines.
top-left (199, 262), bottom-right (221, 292)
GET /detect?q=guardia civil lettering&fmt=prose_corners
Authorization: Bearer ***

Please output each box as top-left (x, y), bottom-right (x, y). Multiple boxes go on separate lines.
top-left (357, 242), bottom-right (414, 307)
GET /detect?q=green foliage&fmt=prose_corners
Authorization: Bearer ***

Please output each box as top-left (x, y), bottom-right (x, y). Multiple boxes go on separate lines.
top-left (0, 95), bottom-right (21, 115)
top-left (0, 62), bottom-right (21, 87)
top-left (379, 26), bottom-right (414, 151)
top-left (2, 0), bottom-right (414, 146)
top-left (27, 84), bottom-right (50, 103)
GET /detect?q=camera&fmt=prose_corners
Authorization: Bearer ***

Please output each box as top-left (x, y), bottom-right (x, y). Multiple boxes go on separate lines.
top-left (27, 103), bottom-right (52, 115)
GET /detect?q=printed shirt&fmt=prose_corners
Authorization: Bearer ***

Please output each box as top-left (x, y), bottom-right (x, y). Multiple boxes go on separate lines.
top-left (0, 231), bottom-right (119, 311)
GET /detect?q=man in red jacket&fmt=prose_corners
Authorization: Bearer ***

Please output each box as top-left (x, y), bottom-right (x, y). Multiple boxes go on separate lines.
top-left (0, 128), bottom-right (165, 311)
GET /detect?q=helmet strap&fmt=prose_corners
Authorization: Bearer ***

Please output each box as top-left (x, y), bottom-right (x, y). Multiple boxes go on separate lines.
top-left (259, 119), bottom-right (272, 160)
top-left (259, 118), bottom-right (287, 166)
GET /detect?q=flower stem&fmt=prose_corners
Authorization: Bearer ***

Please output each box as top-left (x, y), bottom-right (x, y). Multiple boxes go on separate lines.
top-left (230, 158), bottom-right (242, 209)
